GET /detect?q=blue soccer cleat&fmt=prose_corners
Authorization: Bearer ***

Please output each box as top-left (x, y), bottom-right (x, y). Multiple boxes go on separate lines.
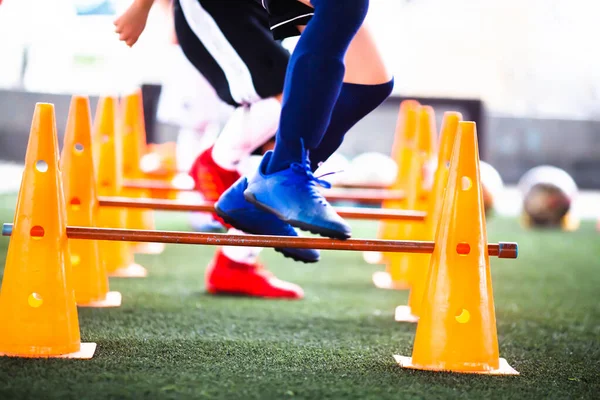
top-left (214, 176), bottom-right (320, 263)
top-left (243, 150), bottom-right (352, 240)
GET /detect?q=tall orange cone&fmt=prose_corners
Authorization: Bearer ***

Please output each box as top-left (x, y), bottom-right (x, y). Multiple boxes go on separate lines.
top-left (390, 100), bottom-right (421, 165)
top-left (394, 121), bottom-right (518, 375)
top-left (134, 87), bottom-right (192, 201)
top-left (395, 111), bottom-right (461, 322)
top-left (0, 103), bottom-right (96, 359)
top-left (372, 101), bottom-right (420, 290)
top-left (120, 89), bottom-right (165, 255)
top-left (141, 142), bottom-right (185, 200)
top-left (61, 96), bottom-right (122, 307)
top-left (380, 106), bottom-right (437, 297)
top-left (93, 96), bottom-right (147, 278)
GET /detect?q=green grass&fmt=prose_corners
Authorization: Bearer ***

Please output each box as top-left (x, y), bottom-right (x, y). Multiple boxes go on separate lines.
top-left (0, 194), bottom-right (599, 399)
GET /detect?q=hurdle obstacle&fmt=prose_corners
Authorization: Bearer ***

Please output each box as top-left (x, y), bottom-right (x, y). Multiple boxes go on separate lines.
top-left (92, 95), bottom-right (148, 278)
top-left (2, 223), bottom-right (516, 258)
top-left (121, 179), bottom-right (406, 205)
top-left (373, 102), bottom-right (437, 290)
top-left (60, 95), bottom-right (122, 308)
top-left (76, 94), bottom-right (424, 225)
top-left (0, 102), bottom-right (519, 363)
top-left (0, 103), bottom-right (97, 359)
top-left (96, 197), bottom-right (424, 222)
top-left (393, 119), bottom-right (519, 375)
top-left (120, 89), bottom-right (165, 255)
top-left (394, 111), bottom-right (463, 322)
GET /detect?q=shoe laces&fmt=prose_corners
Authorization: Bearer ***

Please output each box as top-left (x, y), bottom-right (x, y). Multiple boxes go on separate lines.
top-left (288, 154), bottom-right (342, 205)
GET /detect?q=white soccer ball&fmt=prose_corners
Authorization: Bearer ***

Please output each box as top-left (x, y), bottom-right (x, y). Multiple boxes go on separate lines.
top-left (343, 152), bottom-right (397, 187)
top-left (313, 152), bottom-right (351, 185)
top-left (518, 165), bottom-right (577, 227)
top-left (480, 161), bottom-right (504, 215)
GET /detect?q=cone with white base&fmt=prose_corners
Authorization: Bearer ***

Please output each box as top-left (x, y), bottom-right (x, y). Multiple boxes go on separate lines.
top-left (394, 121), bottom-right (518, 375)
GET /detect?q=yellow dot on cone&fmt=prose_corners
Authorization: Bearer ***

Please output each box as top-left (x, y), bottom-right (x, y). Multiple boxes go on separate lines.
top-left (455, 308), bottom-right (470, 323)
top-left (461, 176), bottom-right (473, 191)
top-left (71, 254), bottom-right (81, 266)
top-left (28, 293), bottom-right (43, 308)
top-left (70, 197), bottom-right (81, 211)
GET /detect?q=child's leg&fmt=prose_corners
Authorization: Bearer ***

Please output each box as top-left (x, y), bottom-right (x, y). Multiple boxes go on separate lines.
top-left (310, 79), bottom-right (393, 171)
top-left (175, 0), bottom-right (320, 263)
top-left (266, 0), bottom-right (370, 173)
top-left (243, 0), bottom-right (391, 239)
top-left (191, 96), bottom-right (282, 203)
top-left (311, 22), bottom-right (394, 169)
top-left (212, 95), bottom-right (283, 171)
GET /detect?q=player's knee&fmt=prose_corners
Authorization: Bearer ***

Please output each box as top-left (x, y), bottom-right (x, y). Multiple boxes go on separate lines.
top-left (244, 97), bottom-right (281, 139)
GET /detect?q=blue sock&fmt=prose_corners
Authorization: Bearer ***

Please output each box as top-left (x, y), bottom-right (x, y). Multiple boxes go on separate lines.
top-left (266, 0), bottom-right (370, 174)
top-left (310, 79), bottom-right (394, 172)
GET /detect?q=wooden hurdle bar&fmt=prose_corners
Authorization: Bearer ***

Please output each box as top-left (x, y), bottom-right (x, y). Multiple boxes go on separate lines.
top-left (1, 223), bottom-right (517, 258)
top-left (96, 196), bottom-right (424, 222)
top-left (122, 179), bottom-right (404, 204)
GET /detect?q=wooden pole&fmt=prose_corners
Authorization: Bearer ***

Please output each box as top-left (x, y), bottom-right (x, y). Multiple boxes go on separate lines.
top-left (2, 223), bottom-right (518, 258)
top-left (122, 179), bottom-right (404, 204)
top-left (97, 197), bottom-right (425, 221)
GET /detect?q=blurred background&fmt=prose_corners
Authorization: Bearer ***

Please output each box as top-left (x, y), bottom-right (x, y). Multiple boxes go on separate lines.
top-left (0, 0), bottom-right (599, 219)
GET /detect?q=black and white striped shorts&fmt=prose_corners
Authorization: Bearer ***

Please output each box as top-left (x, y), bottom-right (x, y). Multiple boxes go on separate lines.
top-left (256, 0), bottom-right (314, 40)
top-left (174, 0), bottom-right (291, 107)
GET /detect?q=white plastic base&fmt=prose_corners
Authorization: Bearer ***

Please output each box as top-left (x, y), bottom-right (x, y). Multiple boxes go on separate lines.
top-left (0, 342), bottom-right (97, 360)
top-left (78, 291), bottom-right (122, 308)
top-left (109, 263), bottom-right (148, 278)
top-left (393, 355), bottom-right (519, 375)
top-left (394, 305), bottom-right (419, 323)
top-left (372, 271), bottom-right (409, 290)
top-left (135, 242), bottom-right (166, 255)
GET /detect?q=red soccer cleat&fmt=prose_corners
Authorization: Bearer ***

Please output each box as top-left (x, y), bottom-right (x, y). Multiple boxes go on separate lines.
top-left (189, 146), bottom-right (241, 228)
top-left (189, 146), bottom-right (241, 202)
top-left (205, 249), bottom-right (304, 299)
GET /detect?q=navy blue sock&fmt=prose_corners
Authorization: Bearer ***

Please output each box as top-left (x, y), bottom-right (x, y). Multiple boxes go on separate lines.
top-left (266, 0), bottom-right (370, 174)
top-left (310, 79), bottom-right (394, 172)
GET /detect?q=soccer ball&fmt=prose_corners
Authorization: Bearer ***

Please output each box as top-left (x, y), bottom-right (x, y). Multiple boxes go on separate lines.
top-left (313, 152), bottom-right (351, 185)
top-left (518, 166), bottom-right (577, 227)
top-left (342, 152), bottom-right (397, 187)
top-left (480, 161), bottom-right (504, 216)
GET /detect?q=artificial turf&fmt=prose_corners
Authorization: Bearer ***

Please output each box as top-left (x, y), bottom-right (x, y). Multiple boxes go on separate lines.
top-left (0, 194), bottom-right (598, 399)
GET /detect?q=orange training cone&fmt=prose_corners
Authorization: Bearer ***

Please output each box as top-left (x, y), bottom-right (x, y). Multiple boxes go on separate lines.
top-left (390, 100), bottom-right (421, 165)
top-left (93, 96), bottom-right (147, 278)
top-left (372, 101), bottom-right (420, 290)
top-left (120, 89), bottom-right (164, 255)
top-left (0, 103), bottom-right (96, 359)
top-left (366, 99), bottom-right (420, 267)
top-left (384, 105), bottom-right (437, 300)
top-left (61, 95), bottom-right (122, 307)
top-left (395, 111), bottom-right (461, 322)
top-left (394, 121), bottom-right (518, 375)
top-left (141, 142), bottom-right (181, 200)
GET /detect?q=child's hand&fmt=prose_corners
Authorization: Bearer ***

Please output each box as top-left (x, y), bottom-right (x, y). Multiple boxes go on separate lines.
top-left (114, 1), bottom-right (152, 47)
